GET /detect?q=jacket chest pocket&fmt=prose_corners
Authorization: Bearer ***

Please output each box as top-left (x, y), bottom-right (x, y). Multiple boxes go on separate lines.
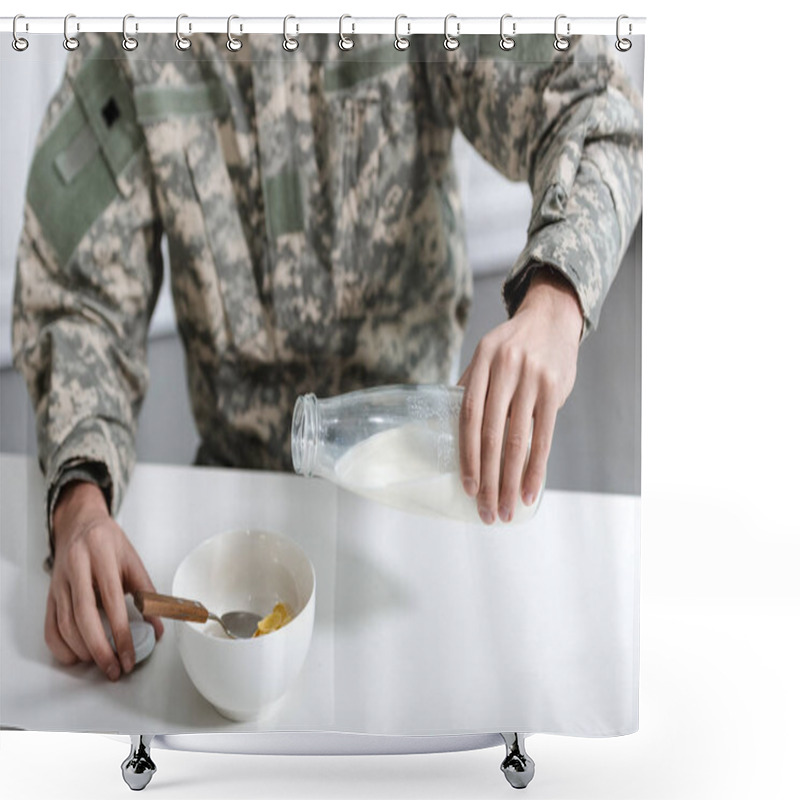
top-left (327, 86), bottom-right (384, 318)
top-left (322, 57), bottom-right (414, 321)
top-left (135, 84), bottom-right (273, 366)
top-left (266, 60), bottom-right (415, 361)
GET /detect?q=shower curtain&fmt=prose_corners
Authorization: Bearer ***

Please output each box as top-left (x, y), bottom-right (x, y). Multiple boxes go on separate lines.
top-left (0, 20), bottom-right (643, 743)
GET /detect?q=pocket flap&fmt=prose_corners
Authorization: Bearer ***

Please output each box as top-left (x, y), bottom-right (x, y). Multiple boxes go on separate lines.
top-left (133, 80), bottom-right (230, 123)
top-left (69, 41), bottom-right (145, 198)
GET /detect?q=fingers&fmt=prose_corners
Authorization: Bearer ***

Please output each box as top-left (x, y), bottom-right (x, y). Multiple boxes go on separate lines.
top-left (46, 500), bottom-right (161, 680)
top-left (70, 552), bottom-right (122, 681)
top-left (456, 361), bottom-right (471, 388)
top-left (522, 395), bottom-right (558, 506)
top-left (459, 277), bottom-right (581, 526)
top-left (459, 352), bottom-right (489, 501)
top-left (53, 584), bottom-right (92, 662)
top-left (45, 591), bottom-right (78, 665)
top-left (47, 546), bottom-right (160, 678)
top-left (460, 338), bottom-right (562, 525)
top-left (498, 383), bottom-right (536, 522)
top-left (123, 550), bottom-right (165, 641)
top-left (477, 370), bottom-right (516, 525)
top-left (460, 341), bottom-right (530, 525)
top-left (97, 571), bottom-right (136, 676)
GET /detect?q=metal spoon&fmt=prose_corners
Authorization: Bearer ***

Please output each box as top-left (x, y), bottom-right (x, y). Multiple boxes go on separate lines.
top-left (133, 590), bottom-right (262, 639)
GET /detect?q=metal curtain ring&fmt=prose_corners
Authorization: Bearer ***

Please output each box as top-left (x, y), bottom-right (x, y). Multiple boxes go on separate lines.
top-left (63, 14), bottom-right (79, 51)
top-left (175, 13), bottom-right (191, 51)
top-left (12, 14), bottom-right (29, 51)
top-left (283, 15), bottom-right (299, 51)
top-left (227, 15), bottom-right (242, 52)
top-left (443, 14), bottom-right (459, 51)
top-left (615, 15), bottom-right (632, 52)
top-left (122, 14), bottom-right (138, 51)
top-left (339, 14), bottom-right (354, 51)
top-left (553, 14), bottom-right (570, 51)
top-left (499, 13), bottom-right (515, 50)
top-left (394, 14), bottom-right (410, 51)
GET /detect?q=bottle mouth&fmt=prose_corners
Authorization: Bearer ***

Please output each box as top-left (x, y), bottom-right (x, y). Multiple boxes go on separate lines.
top-left (291, 393), bottom-right (318, 476)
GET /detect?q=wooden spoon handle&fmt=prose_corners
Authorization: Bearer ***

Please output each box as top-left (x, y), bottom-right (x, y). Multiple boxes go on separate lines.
top-left (133, 590), bottom-right (210, 623)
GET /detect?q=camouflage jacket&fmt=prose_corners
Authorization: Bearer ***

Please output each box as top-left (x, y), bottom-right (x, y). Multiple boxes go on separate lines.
top-left (12, 32), bottom-right (642, 534)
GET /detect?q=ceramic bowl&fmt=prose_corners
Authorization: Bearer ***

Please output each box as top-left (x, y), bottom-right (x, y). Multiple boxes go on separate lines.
top-left (172, 529), bottom-right (315, 721)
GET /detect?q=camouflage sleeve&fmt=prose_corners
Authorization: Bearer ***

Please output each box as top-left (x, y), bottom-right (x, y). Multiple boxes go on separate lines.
top-left (11, 34), bottom-right (163, 553)
top-left (430, 35), bottom-right (643, 339)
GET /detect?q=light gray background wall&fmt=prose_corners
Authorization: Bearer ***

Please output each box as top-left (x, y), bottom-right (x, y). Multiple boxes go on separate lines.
top-left (0, 37), bottom-right (642, 495)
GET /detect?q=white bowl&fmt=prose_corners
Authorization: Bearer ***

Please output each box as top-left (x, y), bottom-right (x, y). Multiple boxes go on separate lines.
top-left (172, 529), bottom-right (316, 722)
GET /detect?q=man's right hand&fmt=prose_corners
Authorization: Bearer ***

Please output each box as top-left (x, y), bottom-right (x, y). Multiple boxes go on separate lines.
top-left (47, 481), bottom-right (164, 680)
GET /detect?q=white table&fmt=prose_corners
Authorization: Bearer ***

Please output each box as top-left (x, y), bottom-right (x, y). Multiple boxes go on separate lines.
top-left (0, 454), bottom-right (639, 786)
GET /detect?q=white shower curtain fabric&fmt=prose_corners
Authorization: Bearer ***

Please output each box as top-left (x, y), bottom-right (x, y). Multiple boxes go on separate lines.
top-left (0, 28), bottom-right (643, 738)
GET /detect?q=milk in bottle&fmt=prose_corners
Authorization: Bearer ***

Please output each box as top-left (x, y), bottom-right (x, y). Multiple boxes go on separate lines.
top-left (291, 384), bottom-right (543, 525)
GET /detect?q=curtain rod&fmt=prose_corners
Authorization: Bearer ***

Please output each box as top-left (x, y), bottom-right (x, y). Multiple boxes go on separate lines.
top-left (0, 16), bottom-right (646, 37)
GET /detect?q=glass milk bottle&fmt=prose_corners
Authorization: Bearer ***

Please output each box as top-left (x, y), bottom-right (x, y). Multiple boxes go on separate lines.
top-left (291, 384), bottom-right (544, 525)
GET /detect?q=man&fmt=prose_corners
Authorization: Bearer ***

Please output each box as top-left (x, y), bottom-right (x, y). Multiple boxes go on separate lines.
top-left (13, 32), bottom-right (642, 681)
